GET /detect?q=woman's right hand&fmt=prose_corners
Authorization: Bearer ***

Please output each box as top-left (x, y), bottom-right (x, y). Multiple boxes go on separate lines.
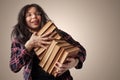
top-left (25, 31), bottom-right (53, 51)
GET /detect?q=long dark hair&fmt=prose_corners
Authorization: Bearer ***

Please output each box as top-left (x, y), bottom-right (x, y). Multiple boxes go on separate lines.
top-left (11, 4), bottom-right (50, 44)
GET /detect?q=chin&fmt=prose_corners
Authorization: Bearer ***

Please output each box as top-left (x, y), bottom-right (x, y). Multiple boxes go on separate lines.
top-left (29, 26), bottom-right (40, 31)
top-left (32, 25), bottom-right (39, 28)
top-left (33, 27), bottom-right (40, 31)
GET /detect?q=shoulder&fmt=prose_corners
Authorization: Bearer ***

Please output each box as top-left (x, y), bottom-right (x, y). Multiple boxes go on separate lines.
top-left (57, 29), bottom-right (71, 39)
top-left (11, 38), bottom-right (23, 48)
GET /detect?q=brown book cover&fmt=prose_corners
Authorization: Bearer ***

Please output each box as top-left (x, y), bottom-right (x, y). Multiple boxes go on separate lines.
top-left (49, 30), bottom-right (61, 39)
top-left (52, 46), bottom-right (80, 76)
top-left (37, 21), bottom-right (53, 35)
top-left (35, 48), bottom-right (46, 56)
top-left (39, 40), bottom-right (65, 68)
top-left (34, 21), bottom-right (53, 51)
top-left (34, 21), bottom-right (61, 56)
top-left (43, 24), bottom-right (56, 36)
top-left (48, 45), bottom-right (73, 74)
top-left (32, 21), bottom-right (80, 77)
top-left (43, 41), bottom-right (71, 72)
top-left (59, 47), bottom-right (80, 63)
top-left (38, 50), bottom-right (47, 60)
top-left (34, 24), bottom-right (57, 55)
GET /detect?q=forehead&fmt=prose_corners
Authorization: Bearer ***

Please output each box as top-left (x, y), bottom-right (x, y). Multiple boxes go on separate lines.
top-left (27, 7), bottom-right (38, 13)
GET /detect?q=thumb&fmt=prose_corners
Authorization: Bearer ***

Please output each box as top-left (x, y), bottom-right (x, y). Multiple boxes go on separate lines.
top-left (32, 32), bottom-right (37, 36)
top-left (66, 58), bottom-right (73, 62)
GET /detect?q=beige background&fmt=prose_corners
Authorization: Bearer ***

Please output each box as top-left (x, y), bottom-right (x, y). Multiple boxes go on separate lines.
top-left (0, 0), bottom-right (120, 80)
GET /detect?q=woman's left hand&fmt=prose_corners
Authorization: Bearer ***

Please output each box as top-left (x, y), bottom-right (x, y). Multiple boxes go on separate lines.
top-left (55, 57), bottom-right (79, 76)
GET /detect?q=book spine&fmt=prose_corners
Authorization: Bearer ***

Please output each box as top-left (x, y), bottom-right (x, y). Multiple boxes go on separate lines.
top-left (39, 40), bottom-right (57, 68)
top-left (43, 45), bottom-right (60, 71)
top-left (37, 21), bottom-right (53, 35)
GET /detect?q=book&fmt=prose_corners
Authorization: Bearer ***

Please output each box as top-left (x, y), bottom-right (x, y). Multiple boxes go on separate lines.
top-left (49, 30), bottom-right (61, 39)
top-left (59, 46), bottom-right (80, 63)
top-left (34, 24), bottom-right (57, 55)
top-left (47, 45), bottom-right (73, 74)
top-left (43, 41), bottom-right (71, 72)
top-left (38, 49), bottom-right (47, 60)
top-left (39, 40), bottom-right (65, 68)
top-left (34, 21), bottom-right (53, 52)
top-left (37, 21), bottom-right (53, 35)
top-left (33, 21), bottom-right (80, 77)
top-left (52, 46), bottom-right (80, 76)
top-left (34, 21), bottom-right (61, 56)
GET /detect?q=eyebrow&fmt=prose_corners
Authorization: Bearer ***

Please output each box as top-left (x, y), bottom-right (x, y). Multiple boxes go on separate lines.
top-left (26, 11), bottom-right (40, 14)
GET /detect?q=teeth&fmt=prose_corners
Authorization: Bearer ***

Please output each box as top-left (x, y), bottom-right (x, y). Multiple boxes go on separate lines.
top-left (32, 21), bottom-right (39, 25)
top-left (33, 21), bottom-right (37, 23)
top-left (32, 20), bottom-right (37, 23)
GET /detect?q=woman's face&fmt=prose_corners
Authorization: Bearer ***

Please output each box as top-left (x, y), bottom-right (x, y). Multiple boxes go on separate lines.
top-left (25, 7), bottom-right (41, 31)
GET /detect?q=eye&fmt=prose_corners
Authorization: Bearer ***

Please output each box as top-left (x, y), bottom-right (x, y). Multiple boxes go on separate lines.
top-left (26, 13), bottom-right (32, 17)
top-left (35, 12), bottom-right (41, 16)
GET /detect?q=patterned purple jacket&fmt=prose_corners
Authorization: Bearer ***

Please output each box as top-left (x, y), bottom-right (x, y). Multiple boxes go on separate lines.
top-left (10, 30), bottom-right (86, 80)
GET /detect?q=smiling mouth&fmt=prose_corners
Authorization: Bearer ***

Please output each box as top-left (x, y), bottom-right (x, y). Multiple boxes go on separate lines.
top-left (32, 20), bottom-right (39, 25)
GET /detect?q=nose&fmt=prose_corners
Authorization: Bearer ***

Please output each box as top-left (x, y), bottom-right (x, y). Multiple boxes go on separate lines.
top-left (31, 14), bottom-right (36, 18)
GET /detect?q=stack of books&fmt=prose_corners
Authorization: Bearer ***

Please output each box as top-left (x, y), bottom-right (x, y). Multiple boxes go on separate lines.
top-left (34, 21), bottom-right (80, 77)
top-left (34, 21), bottom-right (61, 60)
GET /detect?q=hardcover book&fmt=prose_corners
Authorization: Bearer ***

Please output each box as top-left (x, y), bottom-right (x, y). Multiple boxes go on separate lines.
top-left (34, 21), bottom-right (80, 77)
top-left (34, 21), bottom-right (61, 56)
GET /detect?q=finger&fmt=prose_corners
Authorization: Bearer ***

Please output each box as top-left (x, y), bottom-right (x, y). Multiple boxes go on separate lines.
top-left (34, 42), bottom-right (44, 48)
top-left (56, 62), bottom-right (63, 67)
top-left (32, 32), bottom-right (37, 35)
top-left (54, 63), bottom-right (62, 72)
top-left (41, 31), bottom-right (53, 37)
top-left (41, 40), bottom-right (51, 45)
top-left (55, 67), bottom-right (67, 74)
top-left (41, 37), bottom-right (54, 41)
top-left (66, 57), bottom-right (73, 61)
top-left (56, 62), bottom-right (68, 70)
top-left (54, 67), bottom-right (63, 74)
top-left (37, 42), bottom-right (48, 49)
top-left (40, 44), bottom-right (47, 49)
top-left (58, 69), bottom-right (66, 74)
top-left (54, 67), bottom-right (67, 77)
top-left (65, 58), bottom-right (73, 65)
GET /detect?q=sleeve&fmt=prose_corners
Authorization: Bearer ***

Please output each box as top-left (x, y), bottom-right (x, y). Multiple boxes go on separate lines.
top-left (57, 29), bottom-right (86, 69)
top-left (9, 39), bottom-right (33, 73)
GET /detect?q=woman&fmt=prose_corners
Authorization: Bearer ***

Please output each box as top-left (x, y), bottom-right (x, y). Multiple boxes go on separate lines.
top-left (10, 3), bottom-right (86, 80)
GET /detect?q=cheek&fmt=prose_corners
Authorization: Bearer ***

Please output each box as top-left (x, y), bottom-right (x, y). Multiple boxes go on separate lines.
top-left (25, 18), bottom-right (31, 26)
top-left (38, 16), bottom-right (42, 23)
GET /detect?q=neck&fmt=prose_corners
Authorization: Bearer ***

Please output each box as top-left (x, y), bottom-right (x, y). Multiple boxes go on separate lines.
top-left (28, 27), bottom-right (40, 33)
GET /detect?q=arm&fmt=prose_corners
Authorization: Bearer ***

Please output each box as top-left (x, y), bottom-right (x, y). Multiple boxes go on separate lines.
top-left (10, 32), bottom-right (53, 73)
top-left (9, 39), bottom-right (32, 73)
top-left (58, 29), bottom-right (86, 69)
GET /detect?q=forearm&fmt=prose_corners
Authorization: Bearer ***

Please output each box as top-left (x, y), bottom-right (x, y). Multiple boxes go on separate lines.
top-left (58, 29), bottom-right (86, 69)
top-left (10, 39), bottom-right (32, 72)
top-left (25, 40), bottom-right (34, 52)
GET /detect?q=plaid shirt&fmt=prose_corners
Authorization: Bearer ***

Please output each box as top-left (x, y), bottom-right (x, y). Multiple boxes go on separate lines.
top-left (10, 30), bottom-right (86, 80)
